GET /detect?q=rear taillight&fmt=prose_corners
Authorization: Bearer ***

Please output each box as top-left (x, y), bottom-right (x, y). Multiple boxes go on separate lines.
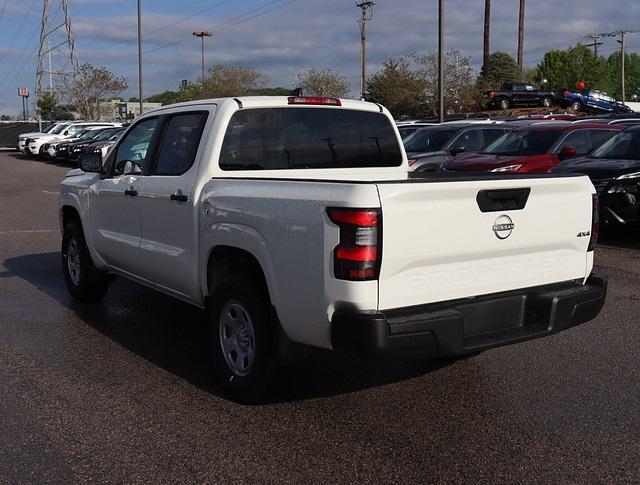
top-left (488, 91), bottom-right (496, 98)
top-left (288, 96), bottom-right (341, 106)
top-left (588, 194), bottom-right (599, 251)
top-left (327, 208), bottom-right (381, 281)
top-left (562, 90), bottom-right (570, 98)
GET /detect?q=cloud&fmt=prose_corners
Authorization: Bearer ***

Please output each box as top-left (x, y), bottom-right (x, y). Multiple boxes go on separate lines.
top-left (3, 0), bottom-right (640, 113)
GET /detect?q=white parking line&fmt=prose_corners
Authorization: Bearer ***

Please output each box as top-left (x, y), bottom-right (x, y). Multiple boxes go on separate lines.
top-left (0, 229), bottom-right (57, 235)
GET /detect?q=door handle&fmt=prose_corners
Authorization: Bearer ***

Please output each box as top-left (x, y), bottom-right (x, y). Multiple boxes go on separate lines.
top-left (124, 189), bottom-right (138, 196)
top-left (170, 191), bottom-right (188, 202)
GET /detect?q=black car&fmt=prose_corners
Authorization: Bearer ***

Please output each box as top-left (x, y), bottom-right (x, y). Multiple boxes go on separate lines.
top-left (403, 123), bottom-right (511, 171)
top-left (552, 126), bottom-right (640, 225)
top-left (66, 126), bottom-right (124, 161)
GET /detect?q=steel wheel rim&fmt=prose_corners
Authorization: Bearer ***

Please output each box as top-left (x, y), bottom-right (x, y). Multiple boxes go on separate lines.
top-left (219, 301), bottom-right (256, 377)
top-left (67, 239), bottom-right (81, 286)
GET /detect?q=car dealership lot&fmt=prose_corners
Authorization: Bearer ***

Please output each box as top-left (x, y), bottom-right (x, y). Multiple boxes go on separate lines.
top-left (1, 151), bottom-right (639, 483)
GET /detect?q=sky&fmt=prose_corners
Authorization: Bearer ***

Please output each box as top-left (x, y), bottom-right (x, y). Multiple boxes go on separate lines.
top-left (0, 0), bottom-right (639, 116)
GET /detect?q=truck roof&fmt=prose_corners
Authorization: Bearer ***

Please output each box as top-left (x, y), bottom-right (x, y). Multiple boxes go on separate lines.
top-left (143, 96), bottom-right (386, 116)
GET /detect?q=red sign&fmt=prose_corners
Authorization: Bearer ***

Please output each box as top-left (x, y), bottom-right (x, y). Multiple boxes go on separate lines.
top-left (18, 87), bottom-right (29, 97)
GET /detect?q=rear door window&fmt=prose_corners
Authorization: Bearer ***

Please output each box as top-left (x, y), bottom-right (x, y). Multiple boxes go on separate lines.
top-left (481, 128), bottom-right (507, 146)
top-left (151, 112), bottom-right (208, 176)
top-left (219, 108), bottom-right (402, 170)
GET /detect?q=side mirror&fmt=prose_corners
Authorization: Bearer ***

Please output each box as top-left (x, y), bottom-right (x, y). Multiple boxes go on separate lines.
top-left (450, 146), bottom-right (466, 156)
top-left (79, 153), bottom-right (102, 173)
top-left (63, 130), bottom-right (69, 136)
top-left (558, 146), bottom-right (577, 160)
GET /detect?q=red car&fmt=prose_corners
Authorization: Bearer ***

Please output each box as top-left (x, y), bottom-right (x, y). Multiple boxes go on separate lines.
top-left (442, 123), bottom-right (623, 173)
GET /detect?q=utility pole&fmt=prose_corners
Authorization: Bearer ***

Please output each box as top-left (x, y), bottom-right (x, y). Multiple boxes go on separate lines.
top-left (616, 31), bottom-right (627, 103)
top-left (517, 0), bottom-right (525, 78)
top-left (193, 31), bottom-right (213, 83)
top-left (585, 33), bottom-right (603, 56)
top-left (438, 0), bottom-right (444, 123)
top-left (356, 1), bottom-right (375, 100)
top-left (137, 0), bottom-right (143, 117)
top-left (482, 0), bottom-right (490, 77)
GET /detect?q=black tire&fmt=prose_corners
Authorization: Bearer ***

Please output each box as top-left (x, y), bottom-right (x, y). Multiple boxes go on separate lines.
top-left (541, 96), bottom-right (553, 108)
top-left (571, 100), bottom-right (583, 112)
top-left (498, 98), bottom-right (510, 110)
top-left (61, 221), bottom-right (110, 302)
top-left (207, 276), bottom-right (275, 402)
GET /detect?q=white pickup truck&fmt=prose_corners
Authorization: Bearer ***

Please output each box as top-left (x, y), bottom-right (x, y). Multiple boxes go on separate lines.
top-left (59, 96), bottom-right (607, 399)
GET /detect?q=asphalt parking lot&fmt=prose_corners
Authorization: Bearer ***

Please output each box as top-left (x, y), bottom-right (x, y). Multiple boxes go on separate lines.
top-left (1, 150), bottom-right (639, 484)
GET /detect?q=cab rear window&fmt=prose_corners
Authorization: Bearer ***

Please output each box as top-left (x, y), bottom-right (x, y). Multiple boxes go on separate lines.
top-left (219, 108), bottom-right (402, 170)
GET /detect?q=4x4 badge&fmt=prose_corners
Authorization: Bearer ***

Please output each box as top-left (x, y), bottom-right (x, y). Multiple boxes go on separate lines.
top-left (493, 215), bottom-right (514, 239)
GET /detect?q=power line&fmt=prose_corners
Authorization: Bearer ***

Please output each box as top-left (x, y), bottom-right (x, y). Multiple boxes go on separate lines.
top-left (0, 0), bottom-right (38, 67)
top-left (98, 0), bottom-right (296, 65)
top-left (146, 0), bottom-right (234, 37)
top-left (0, 24), bottom-right (40, 94)
top-left (0, 0), bottom-right (9, 26)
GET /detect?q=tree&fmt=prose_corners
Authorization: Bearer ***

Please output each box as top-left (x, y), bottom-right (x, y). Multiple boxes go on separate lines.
top-left (296, 68), bottom-right (350, 98)
top-left (537, 44), bottom-right (611, 92)
top-left (185, 64), bottom-right (267, 99)
top-left (145, 90), bottom-right (183, 105)
top-left (607, 51), bottom-right (640, 100)
top-left (59, 63), bottom-right (128, 120)
top-left (366, 57), bottom-right (429, 119)
top-left (414, 50), bottom-right (478, 114)
top-left (480, 51), bottom-right (519, 87)
top-left (37, 92), bottom-right (58, 118)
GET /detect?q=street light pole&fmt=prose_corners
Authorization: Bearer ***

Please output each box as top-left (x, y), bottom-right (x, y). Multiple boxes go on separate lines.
top-left (193, 31), bottom-right (212, 83)
top-left (137, 0), bottom-right (143, 117)
top-left (438, 0), bottom-right (444, 123)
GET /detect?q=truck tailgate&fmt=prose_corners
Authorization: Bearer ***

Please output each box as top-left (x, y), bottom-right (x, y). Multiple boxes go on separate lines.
top-left (376, 175), bottom-right (594, 311)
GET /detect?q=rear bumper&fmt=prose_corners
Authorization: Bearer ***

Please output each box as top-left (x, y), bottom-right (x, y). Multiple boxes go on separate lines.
top-left (331, 276), bottom-right (607, 360)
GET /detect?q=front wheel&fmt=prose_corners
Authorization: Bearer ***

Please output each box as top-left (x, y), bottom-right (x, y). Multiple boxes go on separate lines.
top-left (571, 100), bottom-right (583, 112)
top-left (61, 221), bottom-right (110, 301)
top-left (541, 97), bottom-right (552, 108)
top-left (207, 276), bottom-right (275, 402)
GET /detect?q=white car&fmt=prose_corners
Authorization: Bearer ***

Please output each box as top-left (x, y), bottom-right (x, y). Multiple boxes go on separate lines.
top-left (27, 122), bottom-right (120, 157)
top-left (59, 96), bottom-right (607, 400)
top-left (17, 122), bottom-right (70, 152)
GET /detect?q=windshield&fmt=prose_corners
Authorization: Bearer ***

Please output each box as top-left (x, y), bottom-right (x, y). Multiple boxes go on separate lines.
top-left (590, 131), bottom-right (640, 160)
top-left (42, 124), bottom-right (57, 133)
top-left (50, 124), bottom-right (69, 135)
top-left (482, 129), bottom-right (560, 156)
top-left (403, 128), bottom-right (458, 153)
top-left (75, 130), bottom-right (95, 140)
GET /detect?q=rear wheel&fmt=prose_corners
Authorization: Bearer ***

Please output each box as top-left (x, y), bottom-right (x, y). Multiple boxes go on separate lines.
top-left (61, 221), bottom-right (111, 301)
top-left (571, 100), bottom-right (583, 112)
top-left (207, 275), bottom-right (275, 402)
top-left (498, 98), bottom-right (510, 110)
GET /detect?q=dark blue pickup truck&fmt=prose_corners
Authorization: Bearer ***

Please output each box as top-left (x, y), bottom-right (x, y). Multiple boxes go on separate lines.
top-left (555, 88), bottom-right (632, 114)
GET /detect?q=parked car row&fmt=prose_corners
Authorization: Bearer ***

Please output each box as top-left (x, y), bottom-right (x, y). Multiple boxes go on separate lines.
top-left (485, 82), bottom-right (633, 114)
top-left (16, 121), bottom-right (124, 163)
top-left (399, 115), bottom-right (640, 229)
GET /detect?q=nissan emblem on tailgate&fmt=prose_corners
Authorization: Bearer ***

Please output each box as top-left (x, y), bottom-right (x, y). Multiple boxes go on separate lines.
top-left (493, 215), bottom-right (514, 239)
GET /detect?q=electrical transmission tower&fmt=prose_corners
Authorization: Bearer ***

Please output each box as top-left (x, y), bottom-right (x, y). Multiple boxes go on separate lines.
top-left (36, 0), bottom-right (79, 121)
top-left (356, 1), bottom-right (375, 100)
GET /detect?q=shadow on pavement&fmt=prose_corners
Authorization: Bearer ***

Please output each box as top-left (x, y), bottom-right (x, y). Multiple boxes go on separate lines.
top-left (2, 251), bottom-right (450, 404)
top-left (598, 225), bottom-right (640, 251)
